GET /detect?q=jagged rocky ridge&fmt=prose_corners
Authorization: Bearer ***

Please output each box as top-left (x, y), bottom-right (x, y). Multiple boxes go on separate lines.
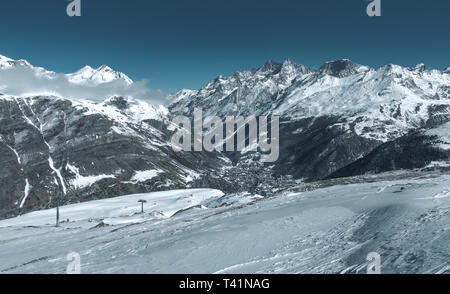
top-left (1, 55), bottom-right (450, 218)
top-left (169, 59), bottom-right (450, 182)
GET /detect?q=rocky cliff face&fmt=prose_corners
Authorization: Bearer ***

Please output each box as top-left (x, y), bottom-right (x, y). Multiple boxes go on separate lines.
top-left (0, 94), bottom-right (231, 218)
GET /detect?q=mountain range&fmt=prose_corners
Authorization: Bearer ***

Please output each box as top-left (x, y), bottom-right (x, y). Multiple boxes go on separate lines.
top-left (1, 54), bottom-right (449, 219)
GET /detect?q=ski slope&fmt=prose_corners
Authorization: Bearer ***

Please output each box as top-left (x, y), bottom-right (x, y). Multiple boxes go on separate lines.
top-left (0, 174), bottom-right (449, 274)
top-left (0, 189), bottom-right (223, 228)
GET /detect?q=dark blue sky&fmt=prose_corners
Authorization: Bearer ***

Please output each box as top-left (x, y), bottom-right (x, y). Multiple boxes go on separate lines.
top-left (0, 0), bottom-right (449, 93)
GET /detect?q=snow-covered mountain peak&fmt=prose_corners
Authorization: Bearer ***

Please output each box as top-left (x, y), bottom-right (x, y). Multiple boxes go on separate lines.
top-left (319, 59), bottom-right (369, 78)
top-left (0, 54), bottom-right (32, 69)
top-left (254, 59), bottom-right (313, 77)
top-left (281, 59), bottom-right (314, 76)
top-left (0, 52), bottom-right (133, 86)
top-left (77, 65), bottom-right (95, 72)
top-left (0, 54), bottom-right (13, 67)
top-left (67, 64), bottom-right (133, 85)
top-left (414, 63), bottom-right (427, 71)
top-left (282, 58), bottom-right (295, 66)
top-left (98, 65), bottom-right (112, 70)
top-left (257, 60), bottom-right (282, 74)
top-left (444, 67), bottom-right (450, 74)
top-left (170, 58), bottom-right (450, 142)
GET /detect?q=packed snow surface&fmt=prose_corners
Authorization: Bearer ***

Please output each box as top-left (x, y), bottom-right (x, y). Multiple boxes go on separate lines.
top-left (0, 189), bottom-right (223, 228)
top-left (0, 174), bottom-right (449, 274)
top-left (130, 170), bottom-right (162, 183)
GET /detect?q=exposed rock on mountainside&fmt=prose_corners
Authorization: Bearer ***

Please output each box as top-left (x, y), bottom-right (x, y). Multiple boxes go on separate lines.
top-left (0, 94), bottom-right (230, 218)
top-left (170, 59), bottom-right (450, 182)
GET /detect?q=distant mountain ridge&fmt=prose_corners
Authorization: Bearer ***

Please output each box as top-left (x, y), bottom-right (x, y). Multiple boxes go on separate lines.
top-left (0, 54), bottom-right (133, 85)
top-left (169, 58), bottom-right (450, 181)
top-left (170, 59), bottom-right (450, 142)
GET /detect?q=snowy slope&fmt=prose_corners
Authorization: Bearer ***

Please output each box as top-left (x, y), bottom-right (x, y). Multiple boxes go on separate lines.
top-left (67, 65), bottom-right (133, 85)
top-left (0, 54), bottom-right (14, 68)
top-left (0, 189), bottom-right (223, 228)
top-left (72, 95), bottom-right (168, 125)
top-left (0, 172), bottom-right (449, 274)
top-left (0, 54), bottom-right (33, 69)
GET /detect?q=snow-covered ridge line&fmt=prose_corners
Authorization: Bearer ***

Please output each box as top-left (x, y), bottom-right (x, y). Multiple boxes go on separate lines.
top-left (67, 64), bottom-right (133, 85)
top-left (1, 94), bottom-right (169, 130)
top-left (1, 174), bottom-right (450, 274)
top-left (169, 59), bottom-right (450, 143)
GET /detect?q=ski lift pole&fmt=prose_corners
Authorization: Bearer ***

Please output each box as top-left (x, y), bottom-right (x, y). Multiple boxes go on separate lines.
top-left (138, 200), bottom-right (147, 214)
top-left (56, 191), bottom-right (60, 227)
